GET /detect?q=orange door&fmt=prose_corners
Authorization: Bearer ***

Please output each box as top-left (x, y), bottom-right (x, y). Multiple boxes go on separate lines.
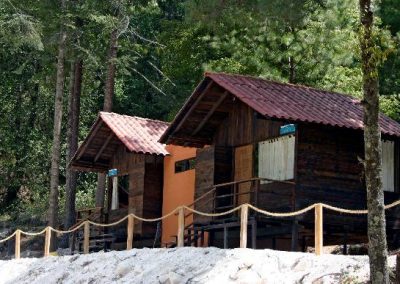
top-left (234, 144), bottom-right (253, 205)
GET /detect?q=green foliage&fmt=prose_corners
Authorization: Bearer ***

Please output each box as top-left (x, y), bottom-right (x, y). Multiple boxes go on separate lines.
top-left (0, 0), bottom-right (399, 223)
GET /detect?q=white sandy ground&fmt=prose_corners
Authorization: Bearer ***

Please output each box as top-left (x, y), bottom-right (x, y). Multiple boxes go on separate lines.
top-left (0, 248), bottom-right (396, 284)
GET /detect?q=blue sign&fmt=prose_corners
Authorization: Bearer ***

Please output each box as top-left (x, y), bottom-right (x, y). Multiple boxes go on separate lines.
top-left (108, 168), bottom-right (118, 177)
top-left (280, 124), bottom-right (296, 135)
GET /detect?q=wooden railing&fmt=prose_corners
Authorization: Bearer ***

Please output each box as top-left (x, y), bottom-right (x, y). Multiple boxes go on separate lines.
top-left (2, 199), bottom-right (400, 259)
top-left (183, 177), bottom-right (294, 221)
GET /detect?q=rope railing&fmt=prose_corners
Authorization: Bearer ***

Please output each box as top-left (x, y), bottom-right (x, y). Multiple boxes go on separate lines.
top-left (3, 199), bottom-right (400, 259)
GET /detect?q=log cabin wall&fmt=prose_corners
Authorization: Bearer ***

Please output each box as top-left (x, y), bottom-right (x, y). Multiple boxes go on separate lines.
top-left (194, 146), bottom-right (215, 224)
top-left (110, 144), bottom-right (164, 236)
top-left (213, 98), bottom-right (283, 147)
top-left (142, 155), bottom-right (164, 237)
top-left (296, 124), bottom-right (366, 209)
top-left (296, 123), bottom-right (400, 243)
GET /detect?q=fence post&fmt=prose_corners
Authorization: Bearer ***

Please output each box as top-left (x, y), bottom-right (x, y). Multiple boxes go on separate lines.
top-left (314, 203), bottom-right (323, 256)
top-left (127, 215), bottom-right (134, 250)
top-left (15, 230), bottom-right (21, 259)
top-left (84, 221), bottom-right (90, 254)
top-left (240, 204), bottom-right (249, 248)
top-left (177, 207), bottom-right (185, 247)
top-left (44, 227), bottom-right (51, 257)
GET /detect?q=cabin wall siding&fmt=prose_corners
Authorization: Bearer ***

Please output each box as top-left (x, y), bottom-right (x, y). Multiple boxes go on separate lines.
top-left (142, 157), bottom-right (164, 236)
top-left (110, 145), bottom-right (164, 236)
top-left (213, 99), bottom-right (283, 147)
top-left (194, 147), bottom-right (215, 223)
top-left (296, 124), bottom-right (365, 209)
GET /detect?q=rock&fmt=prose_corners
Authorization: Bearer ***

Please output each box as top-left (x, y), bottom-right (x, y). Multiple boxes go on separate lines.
top-left (116, 262), bottom-right (131, 278)
top-left (292, 257), bottom-right (311, 272)
top-left (158, 271), bottom-right (184, 284)
top-left (236, 269), bottom-right (262, 284)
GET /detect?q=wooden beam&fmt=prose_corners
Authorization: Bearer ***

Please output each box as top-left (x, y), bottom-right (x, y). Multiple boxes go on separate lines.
top-left (15, 230), bottom-right (21, 259)
top-left (84, 221), bottom-right (90, 254)
top-left (240, 204), bottom-right (248, 248)
top-left (177, 207), bottom-right (185, 247)
top-left (192, 91), bottom-right (228, 136)
top-left (44, 227), bottom-right (51, 257)
top-left (173, 81), bottom-right (213, 134)
top-left (94, 132), bottom-right (114, 162)
top-left (76, 120), bottom-right (103, 160)
top-left (314, 204), bottom-right (323, 256)
top-left (126, 214), bottom-right (134, 250)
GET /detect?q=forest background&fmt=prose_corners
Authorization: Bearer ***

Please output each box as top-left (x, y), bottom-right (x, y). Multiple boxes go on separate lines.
top-left (0, 0), bottom-right (399, 226)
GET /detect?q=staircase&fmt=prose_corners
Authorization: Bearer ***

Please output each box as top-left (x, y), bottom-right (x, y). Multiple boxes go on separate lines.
top-left (70, 207), bottom-right (116, 253)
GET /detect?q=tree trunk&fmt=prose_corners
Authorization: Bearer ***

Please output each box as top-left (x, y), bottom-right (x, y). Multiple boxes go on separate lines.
top-left (359, 0), bottom-right (389, 283)
top-left (61, 58), bottom-right (82, 248)
top-left (103, 28), bottom-right (118, 112)
top-left (95, 28), bottom-right (118, 209)
top-left (48, 0), bottom-right (67, 250)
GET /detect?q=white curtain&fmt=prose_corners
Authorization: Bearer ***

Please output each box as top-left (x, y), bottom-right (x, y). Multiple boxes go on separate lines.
top-left (111, 176), bottom-right (119, 210)
top-left (258, 135), bottom-right (295, 183)
top-left (382, 140), bottom-right (395, 192)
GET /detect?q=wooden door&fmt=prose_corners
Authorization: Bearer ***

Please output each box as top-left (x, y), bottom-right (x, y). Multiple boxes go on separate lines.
top-left (234, 144), bottom-right (253, 205)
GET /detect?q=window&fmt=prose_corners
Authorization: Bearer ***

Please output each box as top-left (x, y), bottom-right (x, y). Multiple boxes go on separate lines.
top-left (258, 135), bottom-right (295, 183)
top-left (382, 140), bottom-right (395, 192)
top-left (175, 158), bottom-right (196, 173)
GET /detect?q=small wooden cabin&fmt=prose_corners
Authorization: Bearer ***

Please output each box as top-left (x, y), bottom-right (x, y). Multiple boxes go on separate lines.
top-left (71, 112), bottom-right (170, 247)
top-left (160, 72), bottom-right (400, 251)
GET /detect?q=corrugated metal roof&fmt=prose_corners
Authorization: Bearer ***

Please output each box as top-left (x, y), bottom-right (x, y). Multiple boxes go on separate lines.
top-left (100, 112), bottom-right (169, 155)
top-left (206, 72), bottom-right (400, 137)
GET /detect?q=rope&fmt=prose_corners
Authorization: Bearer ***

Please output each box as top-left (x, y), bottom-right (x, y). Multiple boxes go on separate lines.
top-left (20, 228), bottom-right (47, 236)
top-left (248, 204), bottom-right (316, 217)
top-left (322, 199), bottom-right (400, 214)
top-left (0, 231), bottom-right (17, 243)
top-left (1, 199), bottom-right (400, 243)
top-left (322, 204), bottom-right (368, 215)
top-left (384, 199), bottom-right (400, 210)
top-left (51, 222), bottom-right (86, 234)
top-left (183, 205), bottom-right (241, 217)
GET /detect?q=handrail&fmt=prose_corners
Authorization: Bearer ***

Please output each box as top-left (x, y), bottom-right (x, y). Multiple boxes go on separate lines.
top-left (76, 206), bottom-right (103, 213)
top-left (70, 207), bottom-right (103, 230)
top-left (4, 199), bottom-right (400, 259)
top-left (185, 177), bottom-right (293, 211)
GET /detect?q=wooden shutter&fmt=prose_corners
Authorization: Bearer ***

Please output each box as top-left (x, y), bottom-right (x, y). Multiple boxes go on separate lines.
top-left (234, 144), bottom-right (253, 205)
top-left (382, 140), bottom-right (395, 192)
top-left (258, 135), bottom-right (295, 183)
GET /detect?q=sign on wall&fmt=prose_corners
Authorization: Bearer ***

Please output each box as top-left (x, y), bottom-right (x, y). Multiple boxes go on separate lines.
top-left (108, 168), bottom-right (118, 177)
top-left (280, 124), bottom-right (296, 136)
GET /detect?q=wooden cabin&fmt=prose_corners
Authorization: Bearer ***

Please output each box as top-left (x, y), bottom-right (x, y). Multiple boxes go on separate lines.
top-left (159, 72), bottom-right (400, 251)
top-left (70, 112), bottom-right (197, 249)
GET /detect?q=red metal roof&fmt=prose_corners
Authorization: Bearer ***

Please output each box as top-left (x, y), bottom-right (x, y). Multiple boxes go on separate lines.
top-left (206, 72), bottom-right (400, 137)
top-left (100, 112), bottom-right (170, 155)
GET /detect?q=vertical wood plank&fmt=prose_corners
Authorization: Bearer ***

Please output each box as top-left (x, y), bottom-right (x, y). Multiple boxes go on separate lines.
top-left (15, 230), bottom-right (21, 259)
top-left (240, 204), bottom-right (249, 248)
top-left (84, 221), bottom-right (90, 254)
top-left (177, 207), bottom-right (185, 247)
top-left (126, 215), bottom-right (134, 250)
top-left (44, 227), bottom-right (51, 257)
top-left (315, 204), bottom-right (323, 256)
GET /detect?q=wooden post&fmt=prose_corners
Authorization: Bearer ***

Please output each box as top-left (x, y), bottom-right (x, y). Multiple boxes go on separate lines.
top-left (83, 221), bottom-right (90, 254)
top-left (44, 227), bottom-right (51, 257)
top-left (177, 207), bottom-right (185, 247)
top-left (240, 204), bottom-right (248, 248)
top-left (15, 230), bottom-right (21, 259)
top-left (126, 214), bottom-right (134, 250)
top-left (314, 203), bottom-right (323, 256)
